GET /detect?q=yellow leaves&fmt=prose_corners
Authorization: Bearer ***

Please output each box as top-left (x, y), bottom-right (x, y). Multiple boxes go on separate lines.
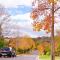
top-left (32, 17), bottom-right (51, 32)
top-left (33, 21), bottom-right (42, 31)
top-left (30, 9), bottom-right (38, 20)
top-left (33, 27), bottom-right (40, 31)
top-left (31, 2), bottom-right (52, 33)
top-left (43, 22), bottom-right (51, 32)
top-left (48, 0), bottom-right (58, 4)
top-left (8, 39), bottom-right (16, 48)
top-left (46, 27), bottom-right (51, 33)
top-left (17, 37), bottom-right (36, 50)
top-left (43, 23), bottom-right (51, 33)
top-left (30, 13), bottom-right (37, 20)
top-left (48, 0), bottom-right (53, 3)
top-left (19, 40), bottom-right (30, 49)
top-left (43, 15), bottom-right (52, 33)
top-left (8, 37), bottom-right (36, 50)
top-left (37, 44), bottom-right (45, 54)
top-left (31, 14), bottom-right (52, 33)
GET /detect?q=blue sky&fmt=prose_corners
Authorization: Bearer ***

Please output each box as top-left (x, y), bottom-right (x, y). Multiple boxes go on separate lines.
top-left (0, 0), bottom-right (60, 38)
top-left (6, 5), bottom-right (32, 15)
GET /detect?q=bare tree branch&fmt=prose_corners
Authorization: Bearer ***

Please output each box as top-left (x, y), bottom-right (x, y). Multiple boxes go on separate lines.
top-left (0, 4), bottom-right (10, 37)
top-left (54, 7), bottom-right (60, 12)
top-left (1, 14), bottom-right (10, 25)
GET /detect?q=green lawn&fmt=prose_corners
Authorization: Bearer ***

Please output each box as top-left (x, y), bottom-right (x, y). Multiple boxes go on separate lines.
top-left (39, 55), bottom-right (60, 60)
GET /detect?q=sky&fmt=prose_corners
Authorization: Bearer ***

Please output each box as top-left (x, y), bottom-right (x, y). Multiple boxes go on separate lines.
top-left (0, 0), bottom-right (60, 38)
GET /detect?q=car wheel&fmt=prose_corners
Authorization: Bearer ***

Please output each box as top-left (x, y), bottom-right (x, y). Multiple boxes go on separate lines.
top-left (0, 54), bottom-right (2, 57)
top-left (7, 53), bottom-right (12, 57)
top-left (8, 55), bottom-right (11, 57)
top-left (11, 52), bottom-right (16, 57)
top-left (12, 54), bottom-right (15, 57)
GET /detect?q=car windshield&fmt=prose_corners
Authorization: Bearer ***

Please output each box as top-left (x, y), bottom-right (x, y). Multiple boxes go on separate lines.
top-left (1, 47), bottom-right (10, 51)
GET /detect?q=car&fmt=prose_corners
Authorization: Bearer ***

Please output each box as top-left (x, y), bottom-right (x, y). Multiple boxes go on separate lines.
top-left (0, 47), bottom-right (16, 57)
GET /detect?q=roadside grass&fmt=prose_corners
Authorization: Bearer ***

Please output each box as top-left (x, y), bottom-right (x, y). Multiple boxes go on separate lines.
top-left (39, 55), bottom-right (60, 60)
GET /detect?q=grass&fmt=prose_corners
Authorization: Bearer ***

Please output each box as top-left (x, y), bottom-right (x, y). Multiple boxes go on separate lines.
top-left (39, 55), bottom-right (60, 60)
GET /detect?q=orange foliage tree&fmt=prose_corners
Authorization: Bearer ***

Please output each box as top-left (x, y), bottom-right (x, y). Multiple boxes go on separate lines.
top-left (30, 0), bottom-right (60, 60)
top-left (30, 0), bottom-right (60, 32)
top-left (37, 44), bottom-right (45, 55)
top-left (17, 37), bottom-right (36, 50)
top-left (37, 41), bottom-right (50, 55)
top-left (8, 37), bottom-right (36, 53)
top-left (8, 38), bottom-right (17, 48)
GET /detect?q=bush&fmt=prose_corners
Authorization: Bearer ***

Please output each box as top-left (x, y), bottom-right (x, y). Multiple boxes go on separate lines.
top-left (16, 37), bottom-right (36, 53)
top-left (17, 47), bottom-right (31, 54)
top-left (55, 51), bottom-right (60, 56)
top-left (0, 37), bottom-right (5, 48)
top-left (46, 52), bottom-right (50, 55)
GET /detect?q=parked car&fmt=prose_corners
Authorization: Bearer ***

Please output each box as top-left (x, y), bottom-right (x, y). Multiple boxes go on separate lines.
top-left (0, 47), bottom-right (16, 57)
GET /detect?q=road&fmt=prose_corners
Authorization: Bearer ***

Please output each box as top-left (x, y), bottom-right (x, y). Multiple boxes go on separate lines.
top-left (0, 55), bottom-right (40, 60)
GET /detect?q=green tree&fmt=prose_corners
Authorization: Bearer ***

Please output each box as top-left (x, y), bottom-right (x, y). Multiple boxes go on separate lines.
top-left (0, 37), bottom-right (5, 48)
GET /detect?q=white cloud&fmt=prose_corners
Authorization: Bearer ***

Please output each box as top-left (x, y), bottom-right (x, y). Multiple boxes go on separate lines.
top-left (54, 23), bottom-right (60, 31)
top-left (11, 13), bottom-right (31, 20)
top-left (5, 12), bottom-right (33, 28)
top-left (11, 13), bottom-right (33, 29)
top-left (10, 12), bottom-right (33, 28)
top-left (0, 0), bottom-right (33, 8)
top-left (2, 12), bottom-right (34, 37)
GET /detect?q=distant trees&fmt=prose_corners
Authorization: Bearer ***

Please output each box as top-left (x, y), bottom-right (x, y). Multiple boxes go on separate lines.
top-left (6, 36), bottom-right (60, 55)
top-left (8, 36), bottom-right (36, 54)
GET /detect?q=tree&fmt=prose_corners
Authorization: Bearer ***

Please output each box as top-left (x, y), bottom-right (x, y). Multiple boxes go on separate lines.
top-left (0, 4), bottom-right (10, 37)
top-left (0, 4), bottom-right (10, 48)
top-left (30, 0), bottom-right (60, 60)
top-left (0, 37), bottom-right (5, 48)
top-left (8, 37), bottom-right (36, 54)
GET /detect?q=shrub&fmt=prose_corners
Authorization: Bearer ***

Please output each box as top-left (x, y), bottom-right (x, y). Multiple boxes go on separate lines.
top-left (17, 47), bottom-right (32, 54)
top-left (0, 37), bottom-right (5, 48)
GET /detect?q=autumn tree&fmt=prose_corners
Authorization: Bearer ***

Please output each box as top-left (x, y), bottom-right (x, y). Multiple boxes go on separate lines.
top-left (8, 36), bottom-right (36, 54)
top-left (30, 0), bottom-right (60, 60)
top-left (37, 41), bottom-right (51, 55)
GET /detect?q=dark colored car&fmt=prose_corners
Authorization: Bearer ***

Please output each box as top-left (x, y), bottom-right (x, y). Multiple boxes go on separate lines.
top-left (0, 47), bottom-right (16, 57)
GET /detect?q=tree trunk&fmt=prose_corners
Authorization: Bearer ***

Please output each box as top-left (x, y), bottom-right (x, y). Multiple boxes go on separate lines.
top-left (51, 0), bottom-right (55, 60)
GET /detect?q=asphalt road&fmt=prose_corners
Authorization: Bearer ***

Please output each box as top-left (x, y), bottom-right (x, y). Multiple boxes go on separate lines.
top-left (0, 55), bottom-right (39, 60)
